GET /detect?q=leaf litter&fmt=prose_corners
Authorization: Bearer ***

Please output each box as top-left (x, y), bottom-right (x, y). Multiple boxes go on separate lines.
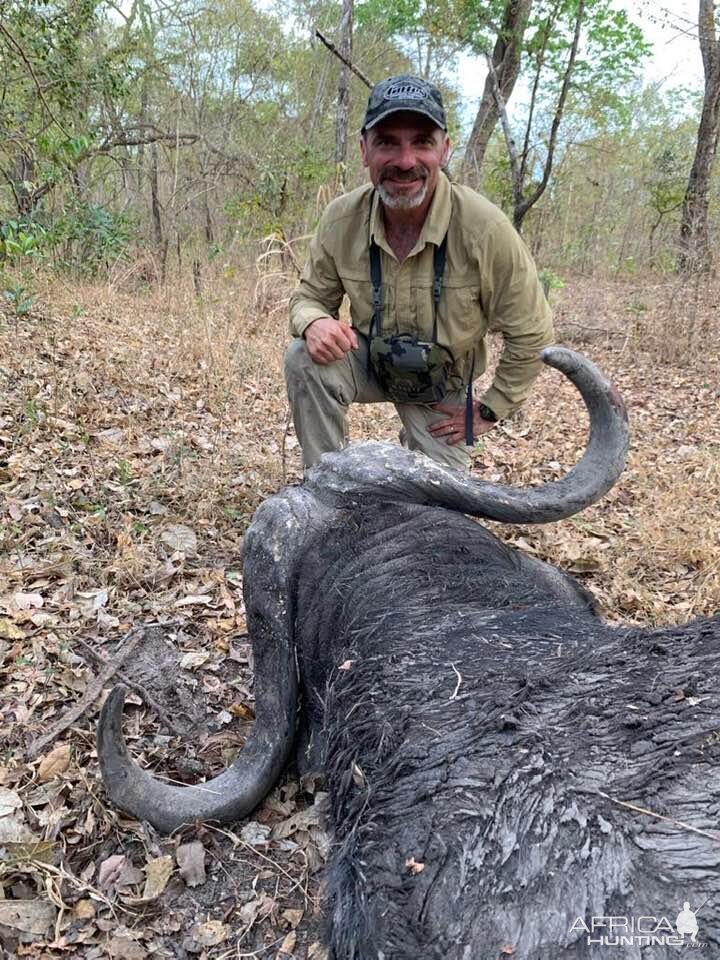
top-left (0, 268), bottom-right (718, 956)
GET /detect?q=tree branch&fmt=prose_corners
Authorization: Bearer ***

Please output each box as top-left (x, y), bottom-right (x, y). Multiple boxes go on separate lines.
top-left (315, 28), bottom-right (373, 89)
top-left (95, 130), bottom-right (199, 152)
top-left (0, 22), bottom-right (72, 139)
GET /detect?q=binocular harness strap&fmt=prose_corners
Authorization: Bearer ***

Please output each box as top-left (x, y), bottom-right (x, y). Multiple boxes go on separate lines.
top-left (366, 232), bottom-right (475, 446)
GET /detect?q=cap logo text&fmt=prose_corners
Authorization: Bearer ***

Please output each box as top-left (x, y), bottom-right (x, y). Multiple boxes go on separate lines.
top-left (384, 82), bottom-right (426, 101)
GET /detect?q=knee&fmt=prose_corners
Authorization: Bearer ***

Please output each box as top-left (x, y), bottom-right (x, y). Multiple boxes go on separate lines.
top-left (284, 337), bottom-right (313, 384)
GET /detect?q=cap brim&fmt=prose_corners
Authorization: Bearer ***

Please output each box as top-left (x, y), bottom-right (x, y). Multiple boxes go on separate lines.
top-left (363, 106), bottom-right (446, 132)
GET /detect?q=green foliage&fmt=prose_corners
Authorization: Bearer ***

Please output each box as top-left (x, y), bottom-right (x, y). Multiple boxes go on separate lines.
top-left (356, 0), bottom-right (505, 73)
top-left (47, 202), bottom-right (133, 274)
top-left (116, 459), bottom-right (134, 485)
top-left (22, 398), bottom-right (43, 429)
top-left (0, 0), bottom-right (709, 277)
top-left (0, 221), bottom-right (46, 263)
top-left (2, 283), bottom-right (36, 317)
top-left (537, 268), bottom-right (565, 294)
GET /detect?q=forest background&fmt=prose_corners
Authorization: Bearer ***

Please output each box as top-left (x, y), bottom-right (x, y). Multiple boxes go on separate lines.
top-left (1, 0), bottom-right (719, 285)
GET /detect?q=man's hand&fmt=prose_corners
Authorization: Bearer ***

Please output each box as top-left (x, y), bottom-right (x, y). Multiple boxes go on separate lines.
top-left (304, 316), bottom-right (358, 364)
top-left (427, 401), bottom-right (497, 446)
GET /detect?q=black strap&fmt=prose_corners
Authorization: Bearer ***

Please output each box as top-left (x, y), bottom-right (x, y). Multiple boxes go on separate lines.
top-left (431, 237), bottom-right (446, 343)
top-left (369, 239), bottom-right (383, 339)
top-left (465, 351), bottom-right (476, 446)
top-left (368, 239), bottom-right (383, 376)
top-left (368, 235), bottom-right (447, 342)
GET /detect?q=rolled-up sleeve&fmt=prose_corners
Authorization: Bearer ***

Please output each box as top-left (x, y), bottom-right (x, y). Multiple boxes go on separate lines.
top-left (478, 218), bottom-right (554, 420)
top-left (289, 219), bottom-right (345, 338)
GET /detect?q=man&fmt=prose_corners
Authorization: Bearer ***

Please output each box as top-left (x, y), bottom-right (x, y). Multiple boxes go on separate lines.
top-left (285, 74), bottom-right (553, 471)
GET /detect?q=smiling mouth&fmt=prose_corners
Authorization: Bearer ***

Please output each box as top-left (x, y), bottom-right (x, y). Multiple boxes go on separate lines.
top-left (382, 175), bottom-right (426, 189)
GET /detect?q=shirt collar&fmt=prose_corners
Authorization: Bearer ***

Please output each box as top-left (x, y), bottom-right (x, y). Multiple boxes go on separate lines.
top-left (369, 171), bottom-right (451, 256)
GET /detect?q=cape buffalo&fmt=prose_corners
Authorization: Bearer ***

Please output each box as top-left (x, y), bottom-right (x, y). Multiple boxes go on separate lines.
top-left (98, 348), bottom-right (720, 958)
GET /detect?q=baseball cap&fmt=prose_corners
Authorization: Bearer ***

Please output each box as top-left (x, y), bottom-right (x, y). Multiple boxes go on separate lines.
top-left (362, 75), bottom-right (447, 132)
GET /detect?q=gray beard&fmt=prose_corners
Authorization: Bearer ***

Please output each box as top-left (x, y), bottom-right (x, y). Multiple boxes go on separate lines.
top-left (377, 179), bottom-right (429, 210)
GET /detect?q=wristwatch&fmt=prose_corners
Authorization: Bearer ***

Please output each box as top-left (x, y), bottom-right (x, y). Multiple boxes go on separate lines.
top-left (476, 401), bottom-right (498, 423)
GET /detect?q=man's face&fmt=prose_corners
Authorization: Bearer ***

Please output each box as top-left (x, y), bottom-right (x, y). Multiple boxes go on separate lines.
top-left (361, 113), bottom-right (450, 211)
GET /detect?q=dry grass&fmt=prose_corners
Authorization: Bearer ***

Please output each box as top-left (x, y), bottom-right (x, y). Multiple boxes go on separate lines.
top-left (0, 262), bottom-right (718, 957)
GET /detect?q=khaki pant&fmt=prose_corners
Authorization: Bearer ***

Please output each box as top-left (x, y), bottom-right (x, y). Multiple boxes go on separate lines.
top-left (284, 336), bottom-right (470, 471)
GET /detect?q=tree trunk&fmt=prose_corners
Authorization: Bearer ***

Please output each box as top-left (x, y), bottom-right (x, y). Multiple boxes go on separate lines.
top-left (678, 0), bottom-right (720, 273)
top-left (334, 0), bottom-right (353, 195)
top-left (512, 0), bottom-right (584, 231)
top-left (14, 151), bottom-right (35, 216)
top-left (150, 142), bottom-right (163, 249)
top-left (461, 0), bottom-right (533, 186)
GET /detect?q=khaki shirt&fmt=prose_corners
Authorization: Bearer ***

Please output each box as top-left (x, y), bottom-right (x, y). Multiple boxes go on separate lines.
top-left (289, 172), bottom-right (553, 420)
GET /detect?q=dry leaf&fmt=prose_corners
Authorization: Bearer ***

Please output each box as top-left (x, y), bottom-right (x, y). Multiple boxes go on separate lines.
top-left (161, 524), bottom-right (197, 555)
top-left (0, 814), bottom-right (36, 844)
top-left (142, 854), bottom-right (174, 900)
top-left (282, 908), bottom-right (304, 929)
top-left (107, 935), bottom-right (146, 959)
top-left (271, 804), bottom-right (324, 841)
top-left (0, 787), bottom-right (22, 817)
top-left (308, 943), bottom-right (329, 960)
top-left (278, 930), bottom-right (297, 956)
top-left (0, 899), bottom-right (56, 935)
top-left (98, 853), bottom-right (127, 891)
top-left (13, 591), bottom-right (44, 610)
top-left (4, 839), bottom-right (55, 863)
top-left (0, 618), bottom-right (25, 639)
top-left (95, 427), bottom-right (124, 445)
top-left (256, 891), bottom-right (276, 920)
top-left (176, 841), bottom-right (206, 888)
top-left (179, 650), bottom-right (210, 669)
top-left (240, 821), bottom-right (271, 846)
top-left (405, 857), bottom-right (425, 874)
top-left (500, 946), bottom-right (515, 955)
top-left (238, 898), bottom-right (259, 927)
top-left (74, 899), bottom-right (97, 920)
top-left (229, 701), bottom-right (256, 720)
top-left (338, 659), bottom-right (355, 671)
top-left (37, 743), bottom-right (71, 781)
top-left (190, 920), bottom-right (229, 947)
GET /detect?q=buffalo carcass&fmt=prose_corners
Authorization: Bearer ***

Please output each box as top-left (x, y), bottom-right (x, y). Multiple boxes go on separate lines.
top-left (98, 348), bottom-right (720, 958)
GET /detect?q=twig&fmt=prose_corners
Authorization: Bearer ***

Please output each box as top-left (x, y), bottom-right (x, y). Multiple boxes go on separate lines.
top-left (597, 790), bottom-right (720, 844)
top-left (72, 635), bottom-right (183, 736)
top-left (27, 626), bottom-right (147, 759)
top-left (449, 663), bottom-right (462, 700)
top-left (557, 320), bottom-right (626, 336)
top-left (315, 29), bottom-right (373, 89)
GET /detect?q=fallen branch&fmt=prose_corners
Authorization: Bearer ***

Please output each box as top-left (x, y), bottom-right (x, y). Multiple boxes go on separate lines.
top-left (27, 626), bottom-right (147, 759)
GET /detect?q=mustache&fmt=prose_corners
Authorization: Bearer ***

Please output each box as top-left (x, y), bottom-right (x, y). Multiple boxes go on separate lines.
top-left (380, 165), bottom-right (428, 182)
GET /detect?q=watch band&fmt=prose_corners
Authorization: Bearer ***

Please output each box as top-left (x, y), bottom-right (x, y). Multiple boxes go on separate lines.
top-left (477, 402), bottom-right (498, 423)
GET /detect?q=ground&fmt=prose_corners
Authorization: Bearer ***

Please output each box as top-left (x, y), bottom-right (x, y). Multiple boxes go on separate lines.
top-left (0, 264), bottom-right (718, 959)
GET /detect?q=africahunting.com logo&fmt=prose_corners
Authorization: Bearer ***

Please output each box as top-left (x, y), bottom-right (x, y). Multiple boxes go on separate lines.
top-left (570, 901), bottom-right (707, 948)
